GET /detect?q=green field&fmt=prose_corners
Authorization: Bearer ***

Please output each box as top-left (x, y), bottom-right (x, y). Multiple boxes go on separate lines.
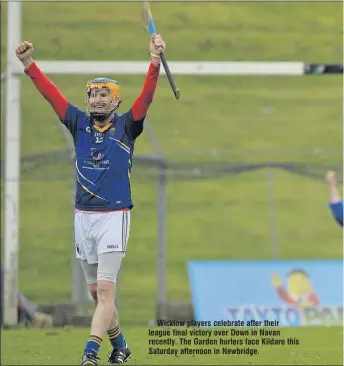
top-left (1, 2), bottom-right (343, 364)
top-left (1, 327), bottom-right (343, 365)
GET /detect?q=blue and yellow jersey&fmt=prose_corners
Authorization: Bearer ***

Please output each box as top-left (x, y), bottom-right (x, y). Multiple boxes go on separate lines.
top-left (24, 61), bottom-right (160, 211)
top-left (63, 103), bottom-right (144, 211)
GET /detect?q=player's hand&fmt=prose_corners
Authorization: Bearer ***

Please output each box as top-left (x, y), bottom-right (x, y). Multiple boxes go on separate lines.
top-left (326, 171), bottom-right (337, 186)
top-left (150, 34), bottom-right (166, 57)
top-left (16, 41), bottom-right (34, 68)
top-left (271, 273), bottom-right (282, 288)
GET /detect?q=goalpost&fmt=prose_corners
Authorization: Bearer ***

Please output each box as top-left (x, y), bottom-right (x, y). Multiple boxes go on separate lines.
top-left (3, 1), bottom-right (341, 326)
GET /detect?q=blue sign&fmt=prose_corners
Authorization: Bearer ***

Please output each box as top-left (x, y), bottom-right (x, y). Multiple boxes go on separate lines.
top-left (188, 260), bottom-right (343, 327)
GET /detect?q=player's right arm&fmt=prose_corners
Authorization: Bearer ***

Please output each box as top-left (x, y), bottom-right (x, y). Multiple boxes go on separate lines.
top-left (16, 41), bottom-right (82, 136)
top-left (16, 41), bottom-right (68, 121)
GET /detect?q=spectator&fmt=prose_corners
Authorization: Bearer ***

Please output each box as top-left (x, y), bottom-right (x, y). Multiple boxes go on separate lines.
top-left (0, 263), bottom-right (53, 328)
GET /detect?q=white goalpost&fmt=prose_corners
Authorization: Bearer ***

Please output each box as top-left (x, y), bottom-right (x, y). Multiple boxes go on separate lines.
top-left (4, 1), bottom-right (22, 327)
top-left (3, 2), bottom-right (338, 326)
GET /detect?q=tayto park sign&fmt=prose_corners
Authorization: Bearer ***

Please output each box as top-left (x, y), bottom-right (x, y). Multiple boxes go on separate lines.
top-left (188, 260), bottom-right (343, 327)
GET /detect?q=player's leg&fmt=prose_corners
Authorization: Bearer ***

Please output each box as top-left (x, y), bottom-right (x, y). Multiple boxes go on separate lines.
top-left (106, 305), bottom-right (125, 355)
top-left (81, 210), bottom-right (130, 365)
top-left (88, 274), bottom-right (116, 356)
top-left (74, 211), bottom-right (103, 366)
top-left (96, 252), bottom-right (130, 364)
top-left (85, 284), bottom-right (121, 341)
top-left (96, 210), bottom-right (131, 364)
top-left (82, 252), bottom-right (127, 364)
top-left (80, 261), bottom-right (124, 365)
top-left (79, 260), bottom-right (102, 366)
top-left (79, 258), bottom-right (118, 365)
top-left (82, 265), bottom-right (125, 359)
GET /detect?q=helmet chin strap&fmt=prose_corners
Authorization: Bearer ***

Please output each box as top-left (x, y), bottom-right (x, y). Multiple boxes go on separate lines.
top-left (89, 103), bottom-right (119, 123)
top-left (90, 111), bottom-right (112, 122)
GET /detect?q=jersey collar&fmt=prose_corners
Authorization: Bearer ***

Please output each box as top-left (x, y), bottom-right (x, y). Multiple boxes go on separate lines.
top-left (92, 113), bottom-right (119, 132)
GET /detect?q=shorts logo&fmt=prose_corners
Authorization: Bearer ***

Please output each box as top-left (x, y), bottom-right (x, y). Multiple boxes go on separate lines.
top-left (76, 243), bottom-right (81, 254)
top-left (107, 245), bottom-right (118, 249)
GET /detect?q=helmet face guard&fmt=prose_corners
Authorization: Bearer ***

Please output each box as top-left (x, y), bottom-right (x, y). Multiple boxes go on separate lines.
top-left (85, 78), bottom-right (121, 122)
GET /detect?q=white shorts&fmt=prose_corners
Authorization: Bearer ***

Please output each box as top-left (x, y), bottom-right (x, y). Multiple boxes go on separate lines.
top-left (74, 210), bottom-right (130, 264)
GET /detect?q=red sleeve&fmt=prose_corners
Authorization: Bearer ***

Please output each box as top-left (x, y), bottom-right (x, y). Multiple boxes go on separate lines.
top-left (24, 62), bottom-right (69, 121)
top-left (131, 62), bottom-right (160, 121)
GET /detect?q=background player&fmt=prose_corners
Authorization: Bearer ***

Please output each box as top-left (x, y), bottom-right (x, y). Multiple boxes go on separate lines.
top-left (16, 34), bottom-right (166, 365)
top-left (325, 171), bottom-right (343, 227)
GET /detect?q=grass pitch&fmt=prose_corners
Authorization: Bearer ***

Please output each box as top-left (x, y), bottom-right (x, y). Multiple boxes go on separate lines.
top-left (0, 2), bottom-right (343, 365)
top-left (1, 0), bottom-right (342, 317)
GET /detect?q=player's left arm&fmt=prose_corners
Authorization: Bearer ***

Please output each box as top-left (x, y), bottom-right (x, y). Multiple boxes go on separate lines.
top-left (329, 201), bottom-right (343, 227)
top-left (126, 34), bottom-right (166, 140)
top-left (326, 171), bottom-right (343, 227)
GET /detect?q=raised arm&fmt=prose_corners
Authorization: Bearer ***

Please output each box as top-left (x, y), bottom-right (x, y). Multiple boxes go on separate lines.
top-left (131, 35), bottom-right (166, 121)
top-left (16, 41), bottom-right (69, 121)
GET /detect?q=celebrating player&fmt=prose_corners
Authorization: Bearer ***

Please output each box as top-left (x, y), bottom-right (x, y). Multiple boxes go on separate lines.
top-left (325, 171), bottom-right (343, 227)
top-left (16, 35), bottom-right (166, 365)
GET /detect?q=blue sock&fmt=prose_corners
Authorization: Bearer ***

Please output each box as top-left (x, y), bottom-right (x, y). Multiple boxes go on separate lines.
top-left (84, 335), bottom-right (102, 356)
top-left (107, 325), bottom-right (126, 350)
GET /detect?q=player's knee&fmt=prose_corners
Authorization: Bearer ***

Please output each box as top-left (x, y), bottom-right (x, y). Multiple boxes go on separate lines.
top-left (97, 280), bottom-right (115, 303)
top-left (88, 284), bottom-right (97, 301)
